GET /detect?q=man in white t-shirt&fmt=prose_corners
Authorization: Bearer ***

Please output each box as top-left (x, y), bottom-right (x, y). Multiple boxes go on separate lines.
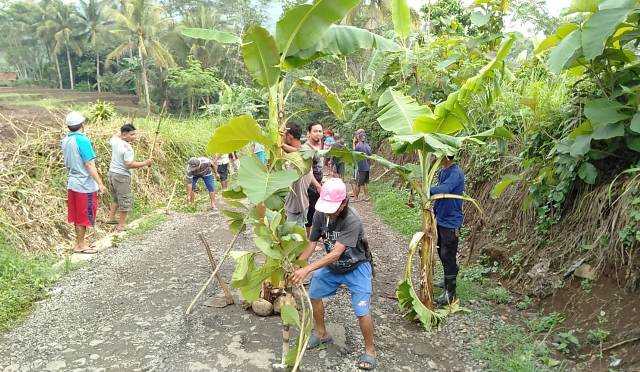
top-left (106, 123), bottom-right (152, 231)
top-left (214, 153), bottom-right (230, 189)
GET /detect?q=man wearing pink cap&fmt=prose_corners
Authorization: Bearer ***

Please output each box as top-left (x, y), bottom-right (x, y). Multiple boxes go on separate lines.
top-left (291, 178), bottom-right (376, 370)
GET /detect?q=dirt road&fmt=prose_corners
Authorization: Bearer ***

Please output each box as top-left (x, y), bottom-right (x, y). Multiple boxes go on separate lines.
top-left (0, 204), bottom-right (504, 371)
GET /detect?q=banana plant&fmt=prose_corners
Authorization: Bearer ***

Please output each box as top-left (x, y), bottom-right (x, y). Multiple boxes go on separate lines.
top-left (181, 0), bottom-right (400, 369)
top-left (364, 34), bottom-right (516, 330)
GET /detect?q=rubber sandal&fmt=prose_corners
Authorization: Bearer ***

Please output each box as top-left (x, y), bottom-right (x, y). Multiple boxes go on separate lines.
top-left (73, 248), bottom-right (97, 254)
top-left (357, 354), bottom-right (377, 370)
top-left (308, 333), bottom-right (333, 349)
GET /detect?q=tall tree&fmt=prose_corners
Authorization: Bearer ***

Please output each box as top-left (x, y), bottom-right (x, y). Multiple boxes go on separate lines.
top-left (78, 0), bottom-right (109, 92)
top-left (107, 0), bottom-right (175, 114)
top-left (47, 0), bottom-right (82, 89)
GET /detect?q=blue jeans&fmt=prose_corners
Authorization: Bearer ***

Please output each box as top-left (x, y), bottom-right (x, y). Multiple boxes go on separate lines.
top-left (309, 262), bottom-right (372, 317)
top-left (191, 174), bottom-right (216, 192)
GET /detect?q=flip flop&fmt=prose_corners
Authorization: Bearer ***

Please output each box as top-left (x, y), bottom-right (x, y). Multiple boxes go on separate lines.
top-left (308, 333), bottom-right (333, 349)
top-left (73, 248), bottom-right (97, 254)
top-left (357, 354), bottom-right (377, 370)
top-left (105, 220), bottom-right (118, 225)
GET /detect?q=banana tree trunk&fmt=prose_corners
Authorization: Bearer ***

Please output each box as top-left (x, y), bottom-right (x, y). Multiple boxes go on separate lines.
top-left (65, 46), bottom-right (74, 90)
top-left (96, 50), bottom-right (101, 94)
top-left (138, 44), bottom-right (151, 115)
top-left (54, 55), bottom-right (63, 90)
top-left (418, 208), bottom-right (437, 309)
top-left (418, 150), bottom-right (436, 309)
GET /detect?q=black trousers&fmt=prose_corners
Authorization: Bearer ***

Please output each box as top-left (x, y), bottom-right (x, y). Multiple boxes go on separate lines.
top-left (437, 226), bottom-right (459, 279)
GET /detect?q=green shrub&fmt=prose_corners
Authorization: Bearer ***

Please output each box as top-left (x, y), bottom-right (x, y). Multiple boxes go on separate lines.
top-left (86, 100), bottom-right (116, 122)
top-left (0, 235), bottom-right (58, 331)
top-left (483, 286), bottom-right (512, 304)
top-left (527, 312), bottom-right (566, 334)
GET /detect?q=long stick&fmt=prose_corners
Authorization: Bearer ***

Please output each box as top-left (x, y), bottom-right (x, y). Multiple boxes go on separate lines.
top-left (164, 180), bottom-right (179, 212)
top-left (197, 233), bottom-right (235, 305)
top-left (185, 229), bottom-right (242, 315)
top-left (602, 336), bottom-right (640, 352)
top-left (149, 100), bottom-right (168, 161)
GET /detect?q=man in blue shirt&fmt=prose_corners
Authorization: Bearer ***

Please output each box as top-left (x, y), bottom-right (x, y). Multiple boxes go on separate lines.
top-left (351, 129), bottom-right (372, 202)
top-left (429, 155), bottom-right (465, 306)
top-left (61, 111), bottom-right (106, 254)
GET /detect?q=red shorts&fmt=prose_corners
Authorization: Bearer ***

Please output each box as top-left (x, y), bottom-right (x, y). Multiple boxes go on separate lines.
top-left (67, 189), bottom-right (98, 227)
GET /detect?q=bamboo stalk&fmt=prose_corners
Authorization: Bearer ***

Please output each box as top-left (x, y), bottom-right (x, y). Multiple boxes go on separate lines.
top-left (185, 229), bottom-right (243, 315)
top-left (197, 233), bottom-right (234, 305)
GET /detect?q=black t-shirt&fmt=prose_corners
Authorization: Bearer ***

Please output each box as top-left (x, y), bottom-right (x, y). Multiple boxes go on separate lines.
top-left (309, 207), bottom-right (368, 273)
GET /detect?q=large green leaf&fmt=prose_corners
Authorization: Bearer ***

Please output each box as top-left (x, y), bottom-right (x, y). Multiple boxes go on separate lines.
top-left (289, 25), bottom-right (401, 63)
top-left (391, 0), bottom-right (411, 40)
top-left (391, 127), bottom-right (512, 156)
top-left (570, 135), bottom-right (592, 157)
top-left (584, 98), bottom-right (629, 125)
top-left (630, 112), bottom-right (640, 133)
top-left (578, 162), bottom-right (598, 184)
top-left (377, 88), bottom-right (432, 135)
top-left (321, 147), bottom-right (411, 174)
top-left (242, 26), bottom-right (281, 88)
top-left (470, 10), bottom-right (490, 26)
top-left (237, 156), bottom-right (300, 204)
top-left (582, 5), bottom-right (635, 60)
top-left (295, 76), bottom-right (344, 119)
top-left (275, 0), bottom-right (360, 57)
top-left (535, 23), bottom-right (579, 55)
top-left (491, 175), bottom-right (520, 199)
top-left (548, 30), bottom-right (582, 74)
top-left (281, 304), bottom-right (301, 327)
top-left (562, 0), bottom-right (600, 15)
top-left (181, 27), bottom-right (241, 44)
top-left (206, 115), bottom-right (272, 155)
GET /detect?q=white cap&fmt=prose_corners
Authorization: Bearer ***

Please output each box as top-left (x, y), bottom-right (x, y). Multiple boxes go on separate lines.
top-left (65, 111), bottom-right (86, 127)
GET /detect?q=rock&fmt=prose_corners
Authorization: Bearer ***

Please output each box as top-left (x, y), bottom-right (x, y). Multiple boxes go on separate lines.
top-left (574, 264), bottom-right (596, 280)
top-left (251, 299), bottom-right (273, 317)
top-left (89, 339), bottom-right (104, 347)
top-left (89, 354), bottom-right (100, 360)
top-left (203, 294), bottom-right (232, 308)
top-left (45, 360), bottom-right (66, 371)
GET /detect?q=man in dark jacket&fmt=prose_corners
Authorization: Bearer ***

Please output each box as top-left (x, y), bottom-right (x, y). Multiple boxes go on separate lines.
top-left (430, 155), bottom-right (465, 307)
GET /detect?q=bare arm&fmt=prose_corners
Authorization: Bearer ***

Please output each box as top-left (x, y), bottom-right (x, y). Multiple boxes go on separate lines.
top-left (299, 241), bottom-right (318, 262)
top-left (291, 242), bottom-right (346, 284)
top-left (125, 159), bottom-right (152, 169)
top-left (85, 161), bottom-right (105, 193)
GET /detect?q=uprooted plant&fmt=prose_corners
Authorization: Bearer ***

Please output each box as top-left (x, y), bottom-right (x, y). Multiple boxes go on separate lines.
top-left (182, 0), bottom-right (405, 368)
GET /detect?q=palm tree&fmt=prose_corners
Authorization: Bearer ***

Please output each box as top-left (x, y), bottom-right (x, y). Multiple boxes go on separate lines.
top-left (47, 0), bottom-right (82, 90)
top-left (78, 0), bottom-right (110, 93)
top-left (107, 0), bottom-right (175, 114)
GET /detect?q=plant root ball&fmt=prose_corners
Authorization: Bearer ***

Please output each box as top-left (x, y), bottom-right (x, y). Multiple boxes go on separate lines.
top-left (251, 298), bottom-right (274, 316)
top-left (273, 293), bottom-right (296, 314)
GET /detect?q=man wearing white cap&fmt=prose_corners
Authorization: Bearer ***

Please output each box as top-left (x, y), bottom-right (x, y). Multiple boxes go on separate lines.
top-left (60, 111), bottom-right (106, 254)
top-left (291, 178), bottom-right (376, 370)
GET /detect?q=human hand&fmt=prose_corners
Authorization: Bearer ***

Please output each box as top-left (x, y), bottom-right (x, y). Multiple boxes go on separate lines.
top-left (98, 183), bottom-right (106, 195)
top-left (145, 159), bottom-right (154, 167)
top-left (290, 267), bottom-right (309, 285)
top-left (315, 183), bottom-right (322, 194)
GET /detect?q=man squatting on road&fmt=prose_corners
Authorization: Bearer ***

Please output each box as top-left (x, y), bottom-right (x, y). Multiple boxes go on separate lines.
top-left (185, 156), bottom-right (217, 210)
top-left (106, 123), bottom-right (153, 232)
top-left (291, 178), bottom-right (377, 370)
top-left (61, 111), bottom-right (106, 254)
top-left (431, 154), bottom-right (465, 307)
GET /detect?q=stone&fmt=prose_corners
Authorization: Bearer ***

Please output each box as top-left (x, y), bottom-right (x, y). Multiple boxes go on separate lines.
top-left (574, 264), bottom-right (596, 280)
top-left (89, 354), bottom-right (100, 361)
top-left (45, 360), bottom-right (66, 371)
top-left (89, 339), bottom-right (104, 347)
top-left (251, 299), bottom-right (273, 317)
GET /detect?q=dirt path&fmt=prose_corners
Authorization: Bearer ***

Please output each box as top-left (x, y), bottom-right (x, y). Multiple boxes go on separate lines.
top-left (0, 204), bottom-right (507, 371)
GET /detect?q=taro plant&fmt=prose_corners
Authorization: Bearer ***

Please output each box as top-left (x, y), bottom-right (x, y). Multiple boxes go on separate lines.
top-left (182, 0), bottom-right (401, 369)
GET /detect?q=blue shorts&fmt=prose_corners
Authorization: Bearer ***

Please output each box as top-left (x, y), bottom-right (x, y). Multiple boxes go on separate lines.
top-left (309, 262), bottom-right (372, 317)
top-left (191, 174), bottom-right (216, 193)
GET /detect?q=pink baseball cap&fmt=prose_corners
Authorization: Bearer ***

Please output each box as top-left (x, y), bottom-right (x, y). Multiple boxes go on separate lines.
top-left (315, 178), bottom-right (347, 214)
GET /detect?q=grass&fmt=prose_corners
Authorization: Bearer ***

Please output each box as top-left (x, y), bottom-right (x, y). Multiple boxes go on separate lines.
top-left (10, 98), bottom-right (65, 109)
top-left (368, 181), bottom-right (422, 237)
top-left (0, 235), bottom-right (58, 331)
top-left (127, 213), bottom-right (169, 237)
top-left (474, 324), bottom-right (557, 372)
